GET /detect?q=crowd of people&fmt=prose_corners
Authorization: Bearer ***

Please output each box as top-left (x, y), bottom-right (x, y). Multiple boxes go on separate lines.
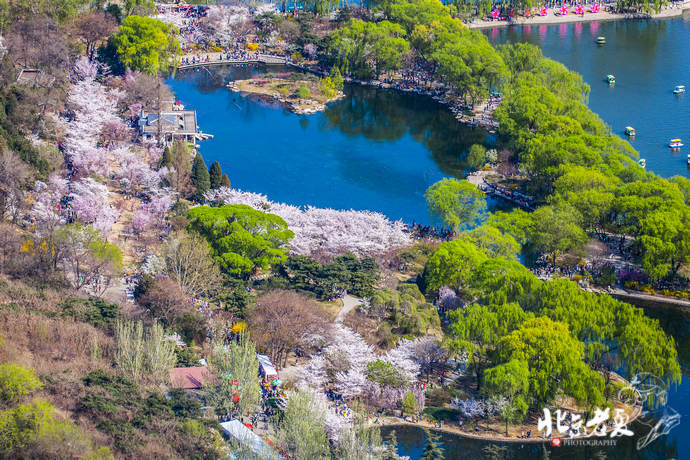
top-left (407, 222), bottom-right (456, 241)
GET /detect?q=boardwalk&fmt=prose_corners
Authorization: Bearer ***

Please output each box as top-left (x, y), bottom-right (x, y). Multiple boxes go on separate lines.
top-left (178, 52), bottom-right (287, 70)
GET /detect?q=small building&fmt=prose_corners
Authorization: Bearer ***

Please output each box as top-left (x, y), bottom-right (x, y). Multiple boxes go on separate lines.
top-left (16, 69), bottom-right (55, 87)
top-left (220, 420), bottom-right (283, 459)
top-left (169, 366), bottom-right (215, 390)
top-left (257, 354), bottom-right (278, 379)
top-left (138, 109), bottom-right (198, 144)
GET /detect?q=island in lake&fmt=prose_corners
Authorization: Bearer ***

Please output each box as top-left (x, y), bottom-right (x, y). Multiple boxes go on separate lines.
top-left (226, 71), bottom-right (344, 114)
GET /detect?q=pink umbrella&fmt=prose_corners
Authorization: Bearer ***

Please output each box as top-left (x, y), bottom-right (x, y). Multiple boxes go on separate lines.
top-left (575, 4), bottom-right (584, 14)
top-left (491, 9), bottom-right (500, 19)
top-left (591, 3), bottom-right (600, 12)
top-left (560, 5), bottom-right (569, 15)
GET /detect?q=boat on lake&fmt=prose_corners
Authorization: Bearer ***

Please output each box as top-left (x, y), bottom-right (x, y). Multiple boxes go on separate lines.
top-left (638, 158), bottom-right (646, 168)
top-left (606, 74), bottom-right (615, 85)
top-left (670, 138), bottom-right (683, 149)
top-left (673, 85), bottom-right (685, 95)
top-left (596, 36), bottom-right (606, 44)
top-left (625, 126), bottom-right (636, 136)
top-left (687, 154), bottom-right (690, 166)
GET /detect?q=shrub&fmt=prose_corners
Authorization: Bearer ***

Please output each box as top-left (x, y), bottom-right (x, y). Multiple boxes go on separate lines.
top-left (291, 51), bottom-right (303, 62)
top-left (212, 46), bottom-right (222, 52)
top-left (296, 85), bottom-right (311, 99)
top-left (402, 391), bottom-right (418, 416)
top-left (0, 363), bottom-right (42, 403)
top-left (247, 43), bottom-right (259, 51)
top-left (61, 297), bottom-right (121, 329)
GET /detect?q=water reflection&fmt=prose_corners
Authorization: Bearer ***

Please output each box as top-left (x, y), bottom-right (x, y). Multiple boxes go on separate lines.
top-left (168, 64), bottom-right (489, 223)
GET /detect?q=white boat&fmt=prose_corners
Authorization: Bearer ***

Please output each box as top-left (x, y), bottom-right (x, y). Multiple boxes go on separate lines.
top-left (673, 85), bottom-right (685, 95)
top-left (638, 158), bottom-right (646, 169)
top-left (687, 154), bottom-right (690, 166)
top-left (669, 138), bottom-right (683, 148)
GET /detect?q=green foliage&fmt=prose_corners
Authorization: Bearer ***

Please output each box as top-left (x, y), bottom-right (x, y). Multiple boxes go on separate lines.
top-left (205, 334), bottom-right (261, 415)
top-left (369, 283), bottom-right (440, 338)
top-left (60, 296), bottom-right (121, 329)
top-left (424, 178), bottom-right (487, 231)
top-left (112, 15), bottom-right (181, 75)
top-left (281, 390), bottom-right (329, 460)
top-left (496, 317), bottom-right (605, 407)
top-left (280, 253), bottom-right (381, 298)
top-left (0, 363), bottom-right (42, 404)
top-left (419, 238), bottom-right (488, 293)
top-left (319, 77), bottom-right (338, 99)
top-left (528, 204), bottom-right (588, 259)
top-left (460, 223), bottom-right (521, 260)
top-left (79, 370), bottom-right (221, 456)
top-left (401, 390), bottom-right (418, 416)
top-left (466, 144), bottom-right (486, 170)
top-left (114, 320), bottom-right (176, 384)
top-left (366, 359), bottom-right (408, 388)
top-left (209, 161), bottom-right (223, 189)
top-left (330, 68), bottom-right (344, 91)
top-left (187, 204), bottom-right (293, 277)
top-left (325, 19), bottom-right (410, 79)
top-left (296, 85), bottom-right (311, 99)
top-left (191, 153), bottom-right (210, 201)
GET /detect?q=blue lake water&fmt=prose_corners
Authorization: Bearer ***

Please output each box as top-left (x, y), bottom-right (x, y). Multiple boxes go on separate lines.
top-left (168, 66), bottom-right (490, 225)
top-left (485, 16), bottom-right (690, 179)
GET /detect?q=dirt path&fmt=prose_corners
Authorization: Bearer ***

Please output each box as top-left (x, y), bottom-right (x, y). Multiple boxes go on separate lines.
top-left (334, 295), bottom-right (361, 325)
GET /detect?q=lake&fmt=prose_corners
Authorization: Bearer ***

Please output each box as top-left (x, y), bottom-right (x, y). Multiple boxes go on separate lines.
top-left (485, 16), bottom-right (690, 179)
top-left (168, 66), bottom-right (490, 225)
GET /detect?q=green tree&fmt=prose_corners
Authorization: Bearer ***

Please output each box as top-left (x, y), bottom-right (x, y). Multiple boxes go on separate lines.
top-left (112, 15), bottom-right (181, 75)
top-left (114, 320), bottom-right (176, 384)
top-left (483, 360), bottom-right (529, 435)
top-left (366, 360), bottom-right (408, 388)
top-left (401, 390), bottom-right (418, 416)
top-left (280, 390), bottom-right (329, 460)
top-left (528, 204), bottom-right (588, 261)
top-left (466, 144), bottom-right (486, 170)
top-left (205, 334), bottom-right (261, 416)
top-left (420, 429), bottom-right (444, 460)
top-left (424, 178), bottom-right (487, 231)
top-left (191, 153), bottom-right (210, 201)
top-left (496, 317), bottom-right (605, 408)
top-left (209, 161), bottom-right (223, 189)
top-left (296, 85), bottom-right (311, 99)
top-left (638, 208), bottom-right (690, 280)
top-left (419, 239), bottom-right (488, 293)
top-left (0, 364), bottom-right (42, 404)
top-left (460, 224), bottom-right (520, 260)
top-left (187, 204), bottom-right (293, 277)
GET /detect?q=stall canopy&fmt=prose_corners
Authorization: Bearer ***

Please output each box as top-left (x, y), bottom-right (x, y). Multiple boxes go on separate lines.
top-left (220, 420), bottom-right (284, 460)
top-left (257, 354), bottom-right (278, 379)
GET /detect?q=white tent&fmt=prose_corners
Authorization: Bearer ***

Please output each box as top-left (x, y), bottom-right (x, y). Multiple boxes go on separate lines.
top-left (257, 354), bottom-right (278, 379)
top-left (220, 420), bottom-right (283, 459)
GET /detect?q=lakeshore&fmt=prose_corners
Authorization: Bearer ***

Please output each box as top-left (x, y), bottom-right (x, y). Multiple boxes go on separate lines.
top-left (468, 0), bottom-right (690, 29)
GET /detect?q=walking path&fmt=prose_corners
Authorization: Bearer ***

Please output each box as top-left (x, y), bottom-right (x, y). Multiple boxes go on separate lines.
top-left (334, 295), bottom-right (361, 324)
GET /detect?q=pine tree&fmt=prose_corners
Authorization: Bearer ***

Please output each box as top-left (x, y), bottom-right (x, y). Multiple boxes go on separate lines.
top-left (209, 161), bottom-right (223, 189)
top-left (191, 152), bottom-right (210, 201)
top-left (421, 429), bottom-right (444, 460)
top-left (220, 173), bottom-right (231, 188)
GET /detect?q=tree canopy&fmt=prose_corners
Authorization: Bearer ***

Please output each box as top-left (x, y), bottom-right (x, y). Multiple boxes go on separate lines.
top-left (187, 204), bottom-right (293, 277)
top-left (112, 15), bottom-right (181, 75)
